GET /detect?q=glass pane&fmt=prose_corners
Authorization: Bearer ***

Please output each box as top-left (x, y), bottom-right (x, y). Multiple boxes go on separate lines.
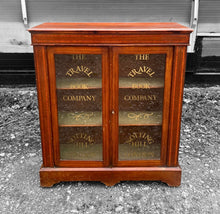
top-left (118, 53), bottom-right (166, 160)
top-left (119, 126), bottom-right (161, 160)
top-left (55, 54), bottom-right (103, 161)
top-left (59, 127), bottom-right (102, 161)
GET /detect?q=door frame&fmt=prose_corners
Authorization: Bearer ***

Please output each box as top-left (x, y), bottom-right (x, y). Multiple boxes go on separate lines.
top-left (111, 46), bottom-right (173, 167)
top-left (47, 46), bottom-right (110, 167)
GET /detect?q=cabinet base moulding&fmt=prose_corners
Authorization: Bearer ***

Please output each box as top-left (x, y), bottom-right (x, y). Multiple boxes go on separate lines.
top-left (39, 166), bottom-right (181, 187)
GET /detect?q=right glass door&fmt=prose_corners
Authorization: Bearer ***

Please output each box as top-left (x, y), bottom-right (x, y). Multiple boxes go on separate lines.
top-left (112, 47), bottom-right (173, 166)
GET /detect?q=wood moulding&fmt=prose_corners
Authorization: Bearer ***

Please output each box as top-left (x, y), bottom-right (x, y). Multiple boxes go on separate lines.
top-left (40, 166), bottom-right (181, 187)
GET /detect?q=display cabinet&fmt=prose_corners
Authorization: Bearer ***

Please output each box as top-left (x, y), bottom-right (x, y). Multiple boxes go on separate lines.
top-left (29, 23), bottom-right (192, 187)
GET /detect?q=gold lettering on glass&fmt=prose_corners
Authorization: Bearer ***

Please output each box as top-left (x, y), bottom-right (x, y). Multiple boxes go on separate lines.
top-left (67, 133), bottom-right (95, 146)
top-left (127, 151), bottom-right (155, 159)
top-left (128, 66), bottom-right (154, 78)
top-left (127, 112), bottom-right (154, 121)
top-left (135, 54), bottom-right (149, 60)
top-left (123, 95), bottom-right (157, 101)
top-left (62, 95), bottom-right (96, 102)
top-left (68, 112), bottom-right (94, 121)
top-left (70, 84), bottom-right (88, 89)
top-left (125, 132), bottom-right (154, 146)
top-left (72, 54), bottom-right (85, 60)
top-left (66, 65), bottom-right (93, 77)
top-left (131, 83), bottom-right (150, 89)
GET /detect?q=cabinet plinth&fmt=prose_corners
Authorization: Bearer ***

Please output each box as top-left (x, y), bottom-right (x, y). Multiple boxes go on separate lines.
top-left (29, 23), bottom-right (192, 187)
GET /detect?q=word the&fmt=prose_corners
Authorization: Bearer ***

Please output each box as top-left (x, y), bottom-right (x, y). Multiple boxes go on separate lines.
top-left (72, 54), bottom-right (85, 60)
top-left (135, 54), bottom-right (149, 61)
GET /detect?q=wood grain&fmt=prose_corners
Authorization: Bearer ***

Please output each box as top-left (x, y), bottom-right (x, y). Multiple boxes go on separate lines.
top-left (30, 23), bottom-right (192, 186)
top-left (39, 166), bottom-right (182, 187)
top-left (29, 23), bottom-right (192, 46)
top-left (167, 46), bottom-right (187, 166)
top-left (31, 34), bottom-right (190, 46)
top-left (111, 46), bottom-right (173, 167)
top-left (29, 22), bottom-right (192, 33)
top-left (33, 46), bottom-right (54, 167)
top-left (47, 46), bottom-right (110, 167)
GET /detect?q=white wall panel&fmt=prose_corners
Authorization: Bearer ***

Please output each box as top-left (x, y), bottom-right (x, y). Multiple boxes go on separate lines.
top-left (198, 0), bottom-right (220, 33)
top-left (201, 38), bottom-right (220, 57)
top-left (0, 1), bottom-right (31, 52)
top-left (27, 0), bottom-right (191, 24)
top-left (0, 0), bottom-right (191, 53)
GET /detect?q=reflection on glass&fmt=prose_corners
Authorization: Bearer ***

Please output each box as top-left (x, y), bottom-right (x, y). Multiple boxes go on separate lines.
top-left (59, 127), bottom-right (102, 161)
top-left (119, 126), bottom-right (161, 160)
top-left (118, 54), bottom-right (166, 160)
top-left (54, 54), bottom-right (103, 161)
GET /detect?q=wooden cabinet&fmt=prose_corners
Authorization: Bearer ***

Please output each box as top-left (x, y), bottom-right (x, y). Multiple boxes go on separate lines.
top-left (29, 23), bottom-right (192, 187)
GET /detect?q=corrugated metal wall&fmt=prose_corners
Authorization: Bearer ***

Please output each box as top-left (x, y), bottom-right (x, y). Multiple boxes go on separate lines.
top-left (26, 0), bottom-right (191, 23)
top-left (201, 38), bottom-right (220, 57)
top-left (0, 0), bottom-right (191, 53)
top-left (198, 0), bottom-right (220, 58)
top-left (0, 0), bottom-right (220, 53)
top-left (0, 0), bottom-right (30, 53)
top-left (198, 0), bottom-right (220, 33)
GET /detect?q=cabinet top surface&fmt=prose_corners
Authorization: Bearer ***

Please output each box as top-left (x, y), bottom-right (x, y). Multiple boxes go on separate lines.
top-left (29, 22), bottom-right (192, 33)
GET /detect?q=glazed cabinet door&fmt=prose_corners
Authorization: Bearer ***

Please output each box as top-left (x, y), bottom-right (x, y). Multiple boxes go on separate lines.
top-left (47, 47), bottom-right (109, 167)
top-left (111, 47), bottom-right (173, 167)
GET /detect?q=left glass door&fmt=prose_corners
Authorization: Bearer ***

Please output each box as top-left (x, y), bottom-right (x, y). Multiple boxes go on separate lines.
top-left (47, 47), bottom-right (109, 167)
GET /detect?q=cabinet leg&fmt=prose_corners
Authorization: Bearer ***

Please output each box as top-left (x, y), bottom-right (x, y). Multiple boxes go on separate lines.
top-left (162, 173), bottom-right (181, 187)
top-left (163, 178), bottom-right (181, 187)
top-left (101, 180), bottom-right (120, 186)
top-left (39, 167), bottom-right (60, 187)
top-left (40, 178), bottom-right (59, 187)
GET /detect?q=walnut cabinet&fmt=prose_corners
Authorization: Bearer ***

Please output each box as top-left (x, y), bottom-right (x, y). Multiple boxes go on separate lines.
top-left (29, 23), bottom-right (192, 187)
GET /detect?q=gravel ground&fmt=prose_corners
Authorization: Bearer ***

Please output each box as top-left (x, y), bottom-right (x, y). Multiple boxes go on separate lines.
top-left (0, 83), bottom-right (220, 214)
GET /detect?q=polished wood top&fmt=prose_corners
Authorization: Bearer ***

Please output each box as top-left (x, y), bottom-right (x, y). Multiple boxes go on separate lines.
top-left (29, 22), bottom-right (192, 33)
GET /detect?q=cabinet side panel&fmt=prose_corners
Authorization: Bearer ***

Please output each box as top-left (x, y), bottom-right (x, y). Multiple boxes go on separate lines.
top-left (34, 46), bottom-right (54, 167)
top-left (167, 46), bottom-right (187, 166)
